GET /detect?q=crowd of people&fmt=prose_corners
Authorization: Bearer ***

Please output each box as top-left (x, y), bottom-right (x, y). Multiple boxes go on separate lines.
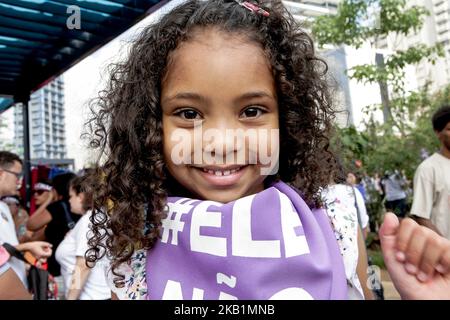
top-left (0, 154), bottom-right (110, 299)
top-left (1, 0), bottom-right (450, 301)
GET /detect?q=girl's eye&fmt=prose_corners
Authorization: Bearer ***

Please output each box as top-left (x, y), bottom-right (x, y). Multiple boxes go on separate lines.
top-left (174, 109), bottom-right (202, 120)
top-left (240, 107), bottom-right (265, 119)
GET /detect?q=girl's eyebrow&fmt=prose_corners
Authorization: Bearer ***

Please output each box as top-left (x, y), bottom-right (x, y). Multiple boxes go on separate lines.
top-left (234, 91), bottom-right (276, 103)
top-left (162, 92), bottom-right (209, 104)
top-left (162, 91), bottom-right (276, 104)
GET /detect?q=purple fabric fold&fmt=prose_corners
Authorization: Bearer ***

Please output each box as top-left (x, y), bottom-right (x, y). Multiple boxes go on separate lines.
top-left (146, 181), bottom-right (347, 300)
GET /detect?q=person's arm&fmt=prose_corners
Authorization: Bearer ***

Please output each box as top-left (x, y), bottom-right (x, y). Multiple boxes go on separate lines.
top-left (362, 226), bottom-right (369, 240)
top-left (354, 188), bottom-right (370, 239)
top-left (66, 256), bottom-right (91, 300)
top-left (15, 241), bottom-right (52, 259)
top-left (111, 291), bottom-right (118, 300)
top-left (356, 227), bottom-right (374, 300)
top-left (0, 267), bottom-right (31, 300)
top-left (26, 196), bottom-right (53, 231)
top-left (29, 226), bottom-right (47, 241)
top-left (66, 214), bottom-right (94, 300)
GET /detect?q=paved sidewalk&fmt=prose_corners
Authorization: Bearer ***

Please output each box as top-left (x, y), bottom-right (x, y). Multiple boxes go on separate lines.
top-left (380, 269), bottom-right (401, 300)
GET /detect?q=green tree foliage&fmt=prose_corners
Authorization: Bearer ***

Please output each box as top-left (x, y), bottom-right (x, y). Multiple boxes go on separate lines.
top-left (333, 84), bottom-right (447, 178)
top-left (311, 0), bottom-right (445, 178)
top-left (313, 0), bottom-right (443, 100)
top-left (313, 0), bottom-right (430, 47)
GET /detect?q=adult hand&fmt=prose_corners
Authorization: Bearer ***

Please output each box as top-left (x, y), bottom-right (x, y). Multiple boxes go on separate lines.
top-left (24, 241), bottom-right (53, 260)
top-left (379, 212), bottom-right (450, 299)
top-left (44, 191), bottom-right (54, 205)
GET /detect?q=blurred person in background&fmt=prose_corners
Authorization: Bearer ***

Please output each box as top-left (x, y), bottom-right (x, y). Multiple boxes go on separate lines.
top-left (347, 172), bottom-right (367, 202)
top-left (1, 195), bottom-right (30, 243)
top-left (0, 259), bottom-right (31, 299)
top-left (0, 244), bottom-right (52, 300)
top-left (322, 164), bottom-right (373, 299)
top-left (33, 180), bottom-right (53, 209)
top-left (27, 172), bottom-right (79, 297)
top-left (346, 172), bottom-right (370, 238)
top-left (411, 105), bottom-right (450, 240)
top-left (381, 169), bottom-right (408, 219)
top-left (28, 180), bottom-right (55, 241)
top-left (0, 151), bottom-right (52, 289)
top-left (56, 170), bottom-right (110, 300)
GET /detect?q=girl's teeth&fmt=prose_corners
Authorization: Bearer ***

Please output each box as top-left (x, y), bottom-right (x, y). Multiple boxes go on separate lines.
top-left (202, 167), bottom-right (242, 175)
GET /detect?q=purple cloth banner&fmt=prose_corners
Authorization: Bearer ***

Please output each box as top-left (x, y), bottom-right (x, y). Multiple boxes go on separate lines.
top-left (146, 181), bottom-right (347, 300)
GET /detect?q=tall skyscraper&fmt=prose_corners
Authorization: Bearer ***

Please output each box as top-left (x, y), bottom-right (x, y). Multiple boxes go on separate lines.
top-left (14, 76), bottom-right (67, 160)
top-left (283, 0), bottom-right (355, 126)
top-left (376, 0), bottom-right (450, 92)
top-left (282, 0), bottom-right (339, 24)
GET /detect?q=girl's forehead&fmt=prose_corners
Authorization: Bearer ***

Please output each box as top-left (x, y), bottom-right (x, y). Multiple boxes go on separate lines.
top-left (162, 29), bottom-right (275, 97)
top-left (168, 28), bottom-right (270, 69)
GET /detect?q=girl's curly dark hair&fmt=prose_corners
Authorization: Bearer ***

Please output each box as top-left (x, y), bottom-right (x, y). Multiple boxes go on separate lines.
top-left (85, 0), bottom-right (337, 287)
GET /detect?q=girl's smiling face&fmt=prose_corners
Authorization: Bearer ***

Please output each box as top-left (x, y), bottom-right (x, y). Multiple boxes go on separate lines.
top-left (161, 28), bottom-right (279, 203)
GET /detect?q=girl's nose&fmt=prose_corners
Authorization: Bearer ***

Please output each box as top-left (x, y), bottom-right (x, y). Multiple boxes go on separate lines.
top-left (202, 122), bottom-right (244, 161)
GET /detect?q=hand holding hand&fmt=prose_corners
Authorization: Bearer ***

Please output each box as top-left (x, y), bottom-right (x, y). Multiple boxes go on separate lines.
top-left (379, 213), bottom-right (450, 299)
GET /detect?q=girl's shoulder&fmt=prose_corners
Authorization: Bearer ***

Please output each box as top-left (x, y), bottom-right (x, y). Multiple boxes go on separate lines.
top-left (105, 248), bottom-right (148, 300)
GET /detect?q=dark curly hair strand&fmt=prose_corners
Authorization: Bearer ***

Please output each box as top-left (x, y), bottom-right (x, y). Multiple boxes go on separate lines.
top-left (85, 0), bottom-right (337, 287)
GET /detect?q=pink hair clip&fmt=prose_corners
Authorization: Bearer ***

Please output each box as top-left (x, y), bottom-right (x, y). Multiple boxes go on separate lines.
top-left (235, 0), bottom-right (270, 17)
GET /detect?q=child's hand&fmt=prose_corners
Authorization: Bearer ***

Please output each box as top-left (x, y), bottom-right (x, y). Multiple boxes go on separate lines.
top-left (379, 213), bottom-right (450, 299)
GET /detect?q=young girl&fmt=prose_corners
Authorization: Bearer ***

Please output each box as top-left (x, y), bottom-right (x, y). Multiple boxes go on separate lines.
top-left (86, 0), bottom-right (450, 300)
top-left (55, 172), bottom-right (110, 300)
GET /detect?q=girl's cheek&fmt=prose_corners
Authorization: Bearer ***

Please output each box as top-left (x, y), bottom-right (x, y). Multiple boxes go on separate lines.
top-left (245, 128), bottom-right (280, 174)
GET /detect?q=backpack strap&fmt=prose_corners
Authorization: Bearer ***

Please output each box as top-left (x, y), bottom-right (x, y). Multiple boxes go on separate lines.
top-left (351, 187), bottom-right (363, 230)
top-left (2, 242), bottom-right (28, 264)
top-left (60, 201), bottom-right (75, 230)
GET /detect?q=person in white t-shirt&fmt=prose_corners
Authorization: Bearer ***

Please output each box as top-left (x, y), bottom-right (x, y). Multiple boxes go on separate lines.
top-left (55, 172), bottom-right (110, 300)
top-left (0, 151), bottom-right (52, 290)
top-left (411, 105), bottom-right (450, 240)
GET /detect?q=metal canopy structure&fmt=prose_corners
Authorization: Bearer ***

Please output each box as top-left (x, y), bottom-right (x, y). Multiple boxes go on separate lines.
top-left (0, 0), bottom-right (167, 206)
top-left (0, 0), bottom-right (166, 109)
